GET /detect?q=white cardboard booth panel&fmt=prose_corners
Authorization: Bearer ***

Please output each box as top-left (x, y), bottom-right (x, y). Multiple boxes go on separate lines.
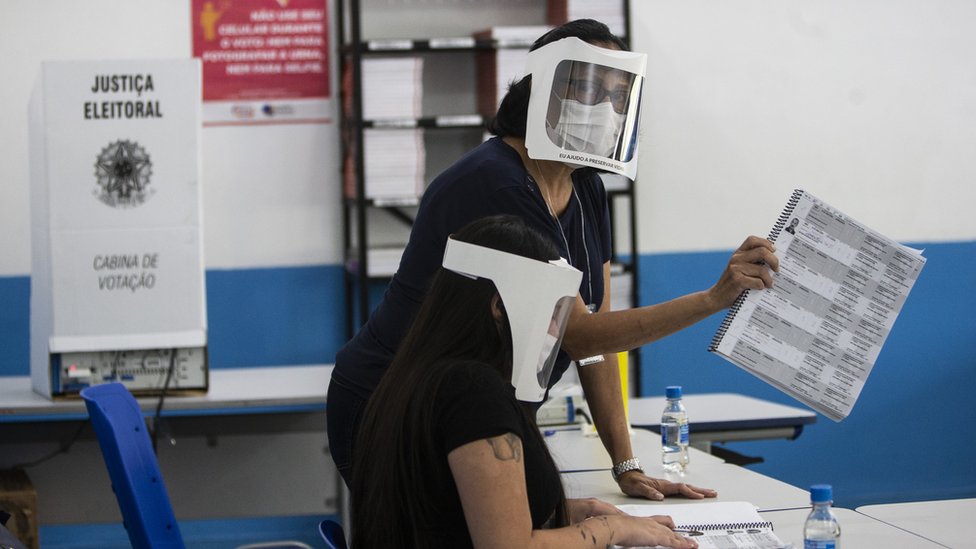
top-left (29, 59), bottom-right (207, 397)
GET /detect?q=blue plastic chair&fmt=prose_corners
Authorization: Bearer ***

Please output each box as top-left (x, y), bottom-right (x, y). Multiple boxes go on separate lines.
top-left (318, 519), bottom-right (348, 549)
top-left (81, 383), bottom-right (185, 549)
top-left (83, 383), bottom-right (317, 549)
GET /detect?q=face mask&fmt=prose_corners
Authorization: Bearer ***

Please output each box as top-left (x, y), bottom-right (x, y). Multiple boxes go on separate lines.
top-left (526, 37), bottom-right (647, 177)
top-left (553, 98), bottom-right (626, 157)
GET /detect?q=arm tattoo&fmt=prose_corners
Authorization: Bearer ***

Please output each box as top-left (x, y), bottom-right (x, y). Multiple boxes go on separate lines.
top-left (574, 523), bottom-right (598, 546)
top-left (598, 517), bottom-right (614, 549)
top-left (485, 433), bottom-right (522, 462)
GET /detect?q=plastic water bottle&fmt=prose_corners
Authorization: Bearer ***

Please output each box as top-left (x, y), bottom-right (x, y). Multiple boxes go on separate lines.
top-left (804, 484), bottom-right (841, 549)
top-left (661, 385), bottom-right (689, 473)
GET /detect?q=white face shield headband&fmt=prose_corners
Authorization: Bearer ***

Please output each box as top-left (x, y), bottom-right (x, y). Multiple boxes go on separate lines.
top-left (524, 37), bottom-right (647, 179)
top-left (442, 238), bottom-right (582, 403)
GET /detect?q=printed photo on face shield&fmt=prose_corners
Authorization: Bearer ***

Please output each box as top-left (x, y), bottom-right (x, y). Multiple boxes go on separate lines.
top-left (525, 37), bottom-right (647, 179)
top-left (546, 60), bottom-right (641, 161)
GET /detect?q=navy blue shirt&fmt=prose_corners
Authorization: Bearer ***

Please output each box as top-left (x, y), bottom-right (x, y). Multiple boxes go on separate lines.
top-left (334, 137), bottom-right (613, 399)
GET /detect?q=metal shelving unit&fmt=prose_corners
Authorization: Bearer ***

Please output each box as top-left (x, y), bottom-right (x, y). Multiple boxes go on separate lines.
top-left (336, 0), bottom-right (641, 389)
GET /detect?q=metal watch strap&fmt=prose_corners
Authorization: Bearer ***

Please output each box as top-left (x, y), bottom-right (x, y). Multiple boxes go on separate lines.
top-left (611, 457), bottom-right (643, 480)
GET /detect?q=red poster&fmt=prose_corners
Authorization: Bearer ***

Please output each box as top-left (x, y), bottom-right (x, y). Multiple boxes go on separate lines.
top-left (191, 0), bottom-right (331, 125)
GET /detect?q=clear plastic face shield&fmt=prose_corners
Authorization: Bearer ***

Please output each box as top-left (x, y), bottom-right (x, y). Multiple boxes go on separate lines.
top-left (524, 37), bottom-right (647, 179)
top-left (442, 238), bottom-right (583, 402)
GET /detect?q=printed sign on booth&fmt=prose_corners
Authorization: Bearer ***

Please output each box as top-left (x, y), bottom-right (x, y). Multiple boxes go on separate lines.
top-left (191, 0), bottom-right (332, 125)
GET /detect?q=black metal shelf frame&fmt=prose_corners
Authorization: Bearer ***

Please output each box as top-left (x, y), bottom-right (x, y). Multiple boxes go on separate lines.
top-left (337, 0), bottom-right (641, 391)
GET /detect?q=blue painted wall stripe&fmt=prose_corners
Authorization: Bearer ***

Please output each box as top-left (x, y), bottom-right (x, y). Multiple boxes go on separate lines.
top-left (205, 266), bottom-right (346, 369)
top-left (0, 275), bottom-right (30, 375)
top-left (2, 241), bottom-right (974, 507)
top-left (0, 266), bottom-right (348, 376)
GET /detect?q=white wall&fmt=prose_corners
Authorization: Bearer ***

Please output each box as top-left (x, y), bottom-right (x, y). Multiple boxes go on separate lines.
top-left (0, 0), bottom-right (552, 528)
top-left (0, 0), bottom-right (340, 276)
top-left (632, 0), bottom-right (976, 253)
top-left (0, 0), bottom-right (341, 525)
top-left (629, 0), bottom-right (976, 508)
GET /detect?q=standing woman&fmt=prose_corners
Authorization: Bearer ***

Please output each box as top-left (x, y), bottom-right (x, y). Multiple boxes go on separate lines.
top-left (328, 19), bottom-right (778, 498)
top-left (351, 215), bottom-right (697, 549)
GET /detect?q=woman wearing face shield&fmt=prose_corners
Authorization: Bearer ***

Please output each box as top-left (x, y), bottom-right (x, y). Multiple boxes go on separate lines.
top-left (351, 215), bottom-right (697, 549)
top-left (328, 19), bottom-right (779, 501)
top-left (545, 61), bottom-right (637, 158)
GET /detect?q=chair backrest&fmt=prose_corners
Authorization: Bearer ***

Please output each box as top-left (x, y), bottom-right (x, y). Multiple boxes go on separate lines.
top-left (318, 520), bottom-right (348, 549)
top-left (81, 383), bottom-right (185, 549)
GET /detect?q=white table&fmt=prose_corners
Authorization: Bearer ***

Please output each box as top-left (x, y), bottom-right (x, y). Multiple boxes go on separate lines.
top-left (856, 498), bottom-right (975, 548)
top-left (1, 365), bottom-right (337, 542)
top-left (0, 365), bottom-right (332, 422)
top-left (762, 507), bottom-right (946, 548)
top-left (544, 425), bottom-right (725, 472)
top-left (562, 460), bottom-right (810, 511)
top-left (628, 393), bottom-right (817, 444)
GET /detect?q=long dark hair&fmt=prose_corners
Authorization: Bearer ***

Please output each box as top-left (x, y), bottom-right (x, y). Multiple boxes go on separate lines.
top-left (488, 18), bottom-right (629, 138)
top-left (351, 215), bottom-right (569, 548)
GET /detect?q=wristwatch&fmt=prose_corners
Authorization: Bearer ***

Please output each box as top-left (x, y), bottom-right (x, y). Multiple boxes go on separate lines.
top-left (611, 457), bottom-right (643, 480)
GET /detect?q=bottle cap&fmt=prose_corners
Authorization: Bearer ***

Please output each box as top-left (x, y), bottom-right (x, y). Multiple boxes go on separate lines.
top-left (810, 484), bottom-right (833, 503)
top-left (665, 386), bottom-right (682, 399)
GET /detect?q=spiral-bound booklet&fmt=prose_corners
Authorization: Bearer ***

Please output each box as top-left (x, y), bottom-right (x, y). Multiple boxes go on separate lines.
top-left (709, 189), bottom-right (926, 421)
top-left (616, 501), bottom-right (785, 549)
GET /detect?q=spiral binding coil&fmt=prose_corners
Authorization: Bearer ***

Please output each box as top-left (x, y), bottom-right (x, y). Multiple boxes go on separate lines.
top-left (768, 189), bottom-right (805, 243)
top-left (707, 189), bottom-right (805, 352)
top-left (708, 291), bottom-right (747, 352)
top-left (678, 520), bottom-right (775, 532)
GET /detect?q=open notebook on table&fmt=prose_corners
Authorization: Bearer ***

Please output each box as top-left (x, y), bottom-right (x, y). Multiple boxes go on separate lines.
top-left (616, 501), bottom-right (789, 549)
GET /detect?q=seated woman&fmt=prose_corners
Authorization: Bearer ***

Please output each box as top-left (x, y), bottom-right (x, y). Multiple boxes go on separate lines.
top-left (351, 215), bottom-right (697, 549)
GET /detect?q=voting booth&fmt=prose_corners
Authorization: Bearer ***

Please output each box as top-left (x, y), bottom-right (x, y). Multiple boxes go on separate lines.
top-left (28, 59), bottom-right (208, 398)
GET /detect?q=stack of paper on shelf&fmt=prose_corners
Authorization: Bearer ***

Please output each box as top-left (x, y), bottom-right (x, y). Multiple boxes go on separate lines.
top-left (361, 57), bottom-right (423, 120)
top-left (363, 128), bottom-right (425, 201)
top-left (610, 267), bottom-right (633, 311)
top-left (345, 246), bottom-right (405, 278)
top-left (548, 0), bottom-right (626, 38)
top-left (474, 26), bottom-right (551, 118)
top-left (367, 246), bottom-right (405, 278)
